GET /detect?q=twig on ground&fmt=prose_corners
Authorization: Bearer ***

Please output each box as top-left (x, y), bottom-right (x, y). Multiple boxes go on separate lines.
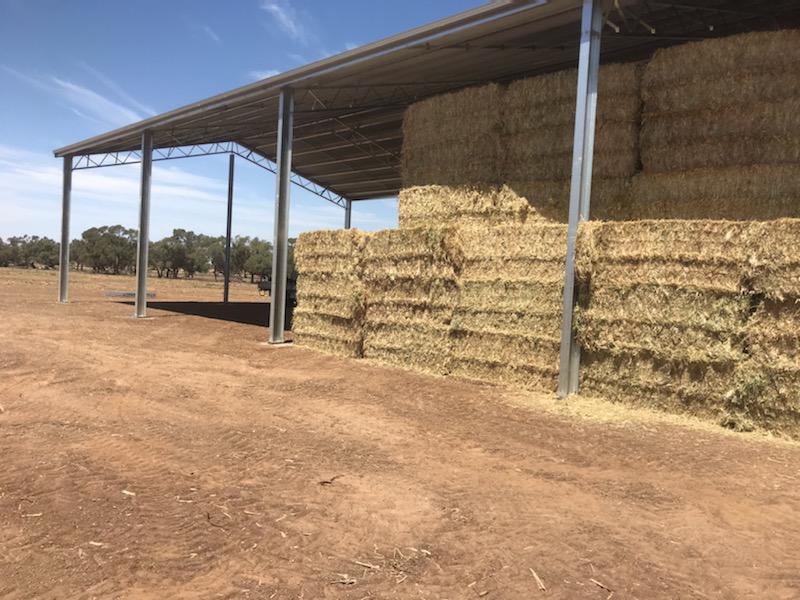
top-left (328, 574), bottom-right (356, 585)
top-left (530, 567), bottom-right (547, 591)
top-left (355, 560), bottom-right (381, 570)
top-left (590, 578), bottom-right (613, 593)
top-left (319, 475), bottom-right (343, 486)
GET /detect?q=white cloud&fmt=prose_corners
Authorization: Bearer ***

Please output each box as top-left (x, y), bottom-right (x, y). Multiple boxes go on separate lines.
top-left (3, 66), bottom-right (147, 128)
top-left (345, 42), bottom-right (359, 51)
top-left (51, 77), bottom-right (144, 127)
top-left (260, 0), bottom-right (307, 43)
top-left (78, 62), bottom-right (158, 117)
top-left (202, 25), bottom-right (220, 43)
top-left (249, 69), bottom-right (281, 81)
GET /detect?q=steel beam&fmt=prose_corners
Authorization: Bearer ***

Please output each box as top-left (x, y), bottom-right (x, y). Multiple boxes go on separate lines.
top-left (557, 0), bottom-right (603, 397)
top-left (135, 130), bottom-right (154, 318)
top-left (58, 155), bottom-right (73, 303)
top-left (224, 154), bottom-right (235, 303)
top-left (344, 199), bottom-right (352, 229)
top-left (269, 88), bottom-right (294, 343)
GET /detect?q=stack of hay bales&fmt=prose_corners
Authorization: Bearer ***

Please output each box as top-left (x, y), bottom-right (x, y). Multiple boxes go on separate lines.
top-left (293, 229), bottom-right (365, 357)
top-left (449, 224), bottom-right (567, 390)
top-left (636, 29), bottom-right (800, 220)
top-left (576, 221), bottom-right (752, 417)
top-left (401, 84), bottom-right (505, 188)
top-left (727, 220), bottom-right (800, 435)
top-left (503, 63), bottom-right (642, 221)
top-left (361, 228), bottom-right (461, 375)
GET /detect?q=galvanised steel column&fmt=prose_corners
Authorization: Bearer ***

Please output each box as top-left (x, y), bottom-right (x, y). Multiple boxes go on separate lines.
top-left (269, 88), bottom-right (294, 343)
top-left (58, 155), bottom-right (73, 303)
top-left (223, 153), bottom-right (235, 303)
top-left (344, 199), bottom-right (352, 230)
top-left (557, 0), bottom-right (603, 397)
top-left (134, 130), bottom-right (154, 318)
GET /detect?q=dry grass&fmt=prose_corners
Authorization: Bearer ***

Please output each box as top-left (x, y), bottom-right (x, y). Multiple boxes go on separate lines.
top-left (577, 220), bottom-right (752, 291)
top-left (644, 30), bottom-right (800, 85)
top-left (629, 166), bottom-right (800, 221)
top-left (401, 84), bottom-right (505, 187)
top-left (398, 185), bottom-right (529, 229)
top-left (580, 349), bottom-right (740, 416)
top-left (643, 67), bottom-right (800, 114)
top-left (747, 219), bottom-right (800, 299)
top-left (642, 134), bottom-right (800, 173)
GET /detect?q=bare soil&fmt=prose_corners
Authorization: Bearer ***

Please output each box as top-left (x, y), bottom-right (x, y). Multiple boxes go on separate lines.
top-left (1, 268), bottom-right (799, 599)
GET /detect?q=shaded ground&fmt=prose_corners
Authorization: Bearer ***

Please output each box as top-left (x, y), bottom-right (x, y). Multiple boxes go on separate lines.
top-left (1, 268), bottom-right (799, 599)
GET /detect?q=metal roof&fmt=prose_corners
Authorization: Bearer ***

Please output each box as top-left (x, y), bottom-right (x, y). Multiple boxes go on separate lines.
top-left (54, 0), bottom-right (800, 201)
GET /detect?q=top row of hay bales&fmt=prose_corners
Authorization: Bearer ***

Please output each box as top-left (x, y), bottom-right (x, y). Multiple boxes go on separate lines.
top-left (400, 28), bottom-right (800, 227)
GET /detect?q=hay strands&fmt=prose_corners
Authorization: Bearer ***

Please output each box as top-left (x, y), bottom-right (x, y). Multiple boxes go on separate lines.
top-left (590, 577), bottom-right (614, 598)
top-left (529, 567), bottom-right (547, 591)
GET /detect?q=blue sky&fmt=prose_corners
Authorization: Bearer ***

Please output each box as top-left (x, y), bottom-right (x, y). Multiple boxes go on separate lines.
top-left (0, 0), bottom-right (484, 241)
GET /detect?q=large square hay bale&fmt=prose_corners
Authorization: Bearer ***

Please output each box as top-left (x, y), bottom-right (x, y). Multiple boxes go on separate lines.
top-left (401, 84), bottom-right (505, 187)
top-left (398, 185), bottom-right (529, 229)
top-left (294, 229), bottom-right (365, 357)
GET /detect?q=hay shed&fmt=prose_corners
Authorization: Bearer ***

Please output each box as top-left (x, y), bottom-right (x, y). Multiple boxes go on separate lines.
top-left (55, 1), bottom-right (800, 433)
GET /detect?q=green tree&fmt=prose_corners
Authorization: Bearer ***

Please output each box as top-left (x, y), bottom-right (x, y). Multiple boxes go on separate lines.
top-left (80, 226), bottom-right (137, 274)
top-left (230, 235), bottom-right (251, 279)
top-left (0, 238), bottom-right (13, 267)
top-left (244, 238), bottom-right (273, 282)
top-left (207, 238), bottom-right (227, 280)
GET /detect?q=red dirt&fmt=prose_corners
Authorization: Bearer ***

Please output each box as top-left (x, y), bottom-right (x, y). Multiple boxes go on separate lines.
top-left (1, 268), bottom-right (799, 599)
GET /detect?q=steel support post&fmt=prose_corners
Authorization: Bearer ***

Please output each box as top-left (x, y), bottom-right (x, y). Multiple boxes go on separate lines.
top-left (557, 0), bottom-right (603, 397)
top-left (134, 130), bottom-right (154, 318)
top-left (223, 153), bottom-right (235, 303)
top-left (344, 199), bottom-right (352, 230)
top-left (58, 155), bottom-right (73, 303)
top-left (269, 88), bottom-right (294, 343)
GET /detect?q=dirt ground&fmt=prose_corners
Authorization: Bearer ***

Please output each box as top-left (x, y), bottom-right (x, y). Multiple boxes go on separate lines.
top-left (1, 268), bottom-right (799, 600)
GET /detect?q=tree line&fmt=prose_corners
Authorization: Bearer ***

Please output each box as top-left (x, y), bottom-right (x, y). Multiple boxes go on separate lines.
top-left (0, 225), bottom-right (296, 281)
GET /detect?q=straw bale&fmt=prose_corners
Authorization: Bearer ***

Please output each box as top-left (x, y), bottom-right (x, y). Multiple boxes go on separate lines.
top-left (456, 223), bottom-right (567, 281)
top-left (629, 166), bottom-right (800, 221)
top-left (723, 362), bottom-right (800, 437)
top-left (643, 67), bottom-right (800, 114)
top-left (402, 84), bottom-right (505, 187)
top-left (504, 62), bottom-right (641, 134)
top-left (295, 287), bottom-right (363, 321)
top-left (401, 137), bottom-right (504, 187)
top-left (580, 349), bottom-right (739, 416)
top-left (747, 220), bottom-right (800, 299)
top-left (642, 100), bottom-right (800, 148)
top-left (644, 30), bottom-right (800, 87)
top-left (362, 322), bottom-right (451, 376)
top-left (578, 221), bottom-right (752, 292)
top-left (449, 329), bottom-right (560, 391)
top-left (577, 314), bottom-right (745, 363)
top-left (398, 185), bottom-right (529, 229)
top-left (292, 310), bottom-right (363, 358)
top-left (402, 84), bottom-right (505, 147)
top-left (295, 229), bottom-right (365, 274)
top-left (746, 299), bottom-right (800, 370)
top-left (453, 279), bottom-right (563, 337)
top-left (641, 133), bottom-right (800, 173)
top-left (581, 284), bottom-right (749, 329)
top-left (362, 227), bottom-right (460, 282)
top-left (507, 178), bottom-right (639, 222)
top-left (505, 122), bottom-right (639, 180)
top-left (449, 357), bottom-right (558, 392)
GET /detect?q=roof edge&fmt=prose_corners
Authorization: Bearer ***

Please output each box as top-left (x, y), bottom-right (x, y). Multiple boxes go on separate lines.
top-left (54, 0), bottom-right (550, 158)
